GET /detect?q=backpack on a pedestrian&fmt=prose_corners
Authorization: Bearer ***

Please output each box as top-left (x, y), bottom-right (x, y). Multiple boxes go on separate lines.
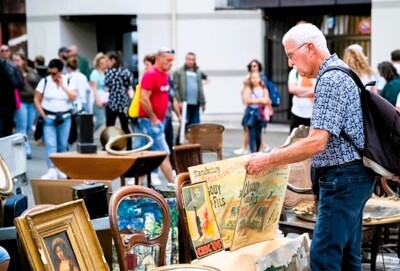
top-left (265, 79), bottom-right (281, 107)
top-left (319, 66), bottom-right (400, 177)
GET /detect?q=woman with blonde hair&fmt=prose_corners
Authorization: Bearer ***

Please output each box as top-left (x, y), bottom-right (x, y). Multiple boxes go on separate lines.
top-left (90, 52), bottom-right (108, 130)
top-left (343, 45), bottom-right (377, 92)
top-left (242, 72), bottom-right (271, 153)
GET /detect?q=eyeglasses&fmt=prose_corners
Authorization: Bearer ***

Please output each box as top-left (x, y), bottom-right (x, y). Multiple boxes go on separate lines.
top-left (286, 43), bottom-right (308, 60)
top-left (48, 71), bottom-right (58, 76)
top-left (0, 49), bottom-right (9, 53)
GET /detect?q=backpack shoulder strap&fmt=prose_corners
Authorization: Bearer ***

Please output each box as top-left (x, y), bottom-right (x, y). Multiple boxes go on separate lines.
top-left (318, 65), bottom-right (365, 155)
top-left (43, 78), bottom-right (48, 97)
top-left (320, 65), bottom-right (365, 92)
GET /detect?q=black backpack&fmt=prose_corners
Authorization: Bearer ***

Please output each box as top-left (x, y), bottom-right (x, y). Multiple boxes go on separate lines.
top-left (319, 66), bottom-right (400, 177)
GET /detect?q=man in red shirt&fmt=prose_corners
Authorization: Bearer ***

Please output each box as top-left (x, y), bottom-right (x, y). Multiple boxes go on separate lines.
top-left (135, 47), bottom-right (175, 184)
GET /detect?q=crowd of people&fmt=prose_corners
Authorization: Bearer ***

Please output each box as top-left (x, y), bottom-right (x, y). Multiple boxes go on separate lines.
top-left (0, 43), bottom-right (212, 184)
top-left (2, 19), bottom-right (400, 270)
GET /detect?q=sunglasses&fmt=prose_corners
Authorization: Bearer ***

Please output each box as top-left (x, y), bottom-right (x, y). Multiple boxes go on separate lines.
top-left (158, 48), bottom-right (175, 54)
top-left (48, 71), bottom-right (58, 76)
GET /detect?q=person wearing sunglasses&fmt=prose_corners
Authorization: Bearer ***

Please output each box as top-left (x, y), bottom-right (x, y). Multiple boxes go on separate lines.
top-left (34, 58), bottom-right (77, 179)
top-left (246, 23), bottom-right (375, 270)
top-left (0, 45), bottom-right (11, 60)
top-left (134, 47), bottom-right (176, 186)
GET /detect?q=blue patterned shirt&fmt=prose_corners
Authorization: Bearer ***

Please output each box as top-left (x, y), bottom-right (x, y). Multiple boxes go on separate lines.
top-left (311, 54), bottom-right (364, 167)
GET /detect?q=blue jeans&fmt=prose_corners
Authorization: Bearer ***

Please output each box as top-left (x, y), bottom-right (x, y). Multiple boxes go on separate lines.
top-left (14, 102), bottom-right (37, 155)
top-left (134, 118), bottom-right (170, 154)
top-left (248, 120), bottom-right (263, 153)
top-left (310, 163), bottom-right (375, 271)
top-left (43, 115), bottom-right (71, 168)
top-left (93, 103), bottom-right (105, 131)
top-left (186, 104), bottom-right (200, 127)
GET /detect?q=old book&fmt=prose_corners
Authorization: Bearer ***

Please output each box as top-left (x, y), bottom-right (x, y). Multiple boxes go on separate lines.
top-left (181, 181), bottom-right (224, 258)
top-left (230, 165), bottom-right (290, 251)
top-left (188, 156), bottom-right (249, 248)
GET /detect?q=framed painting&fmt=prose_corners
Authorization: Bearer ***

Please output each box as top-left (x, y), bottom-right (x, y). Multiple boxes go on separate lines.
top-left (15, 199), bottom-right (109, 271)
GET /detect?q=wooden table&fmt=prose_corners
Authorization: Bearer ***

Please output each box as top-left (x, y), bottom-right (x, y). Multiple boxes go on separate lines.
top-left (50, 151), bottom-right (167, 186)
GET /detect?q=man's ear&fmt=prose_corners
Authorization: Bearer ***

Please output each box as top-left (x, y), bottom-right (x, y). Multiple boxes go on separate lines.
top-left (307, 43), bottom-right (315, 53)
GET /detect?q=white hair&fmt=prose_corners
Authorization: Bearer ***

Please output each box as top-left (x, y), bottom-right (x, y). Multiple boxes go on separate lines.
top-left (282, 23), bottom-right (329, 54)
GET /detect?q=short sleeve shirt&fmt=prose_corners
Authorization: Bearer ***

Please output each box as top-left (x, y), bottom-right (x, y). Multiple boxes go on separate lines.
top-left (139, 66), bottom-right (170, 121)
top-left (105, 67), bottom-right (132, 113)
top-left (90, 69), bottom-right (105, 92)
top-left (311, 54), bottom-right (364, 167)
top-left (36, 75), bottom-right (76, 112)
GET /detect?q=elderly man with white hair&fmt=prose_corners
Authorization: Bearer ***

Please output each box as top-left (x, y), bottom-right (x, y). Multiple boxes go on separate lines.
top-left (245, 23), bottom-right (375, 271)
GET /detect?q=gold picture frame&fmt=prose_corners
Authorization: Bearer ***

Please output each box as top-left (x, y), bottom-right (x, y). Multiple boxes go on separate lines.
top-left (15, 199), bottom-right (109, 271)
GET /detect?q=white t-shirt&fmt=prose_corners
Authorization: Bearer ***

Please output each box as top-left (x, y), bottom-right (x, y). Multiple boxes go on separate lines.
top-left (69, 70), bottom-right (90, 105)
top-left (288, 68), bottom-right (315, 119)
top-left (36, 75), bottom-right (76, 112)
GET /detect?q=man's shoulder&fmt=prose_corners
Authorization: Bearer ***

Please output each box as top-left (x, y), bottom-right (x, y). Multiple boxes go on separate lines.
top-left (173, 66), bottom-right (186, 74)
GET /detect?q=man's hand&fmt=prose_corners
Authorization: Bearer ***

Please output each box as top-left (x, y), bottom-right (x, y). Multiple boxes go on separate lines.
top-left (244, 152), bottom-right (271, 175)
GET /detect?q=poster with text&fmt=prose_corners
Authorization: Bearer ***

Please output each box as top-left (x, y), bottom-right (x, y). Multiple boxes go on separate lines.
top-left (181, 182), bottom-right (224, 258)
top-left (188, 155), bottom-right (249, 248)
top-left (230, 165), bottom-right (290, 251)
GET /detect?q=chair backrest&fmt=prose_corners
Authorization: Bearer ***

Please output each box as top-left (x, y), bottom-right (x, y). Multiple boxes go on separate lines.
top-left (173, 143), bottom-right (203, 174)
top-left (17, 204), bottom-right (56, 271)
top-left (108, 185), bottom-right (171, 271)
top-left (174, 172), bottom-right (194, 263)
top-left (280, 125), bottom-right (314, 209)
top-left (186, 123), bottom-right (224, 160)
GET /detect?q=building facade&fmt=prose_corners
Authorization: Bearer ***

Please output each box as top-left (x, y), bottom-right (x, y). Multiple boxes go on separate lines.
top-left (11, 0), bottom-right (400, 122)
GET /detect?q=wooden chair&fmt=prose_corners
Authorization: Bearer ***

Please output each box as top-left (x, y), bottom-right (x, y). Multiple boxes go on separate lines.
top-left (174, 172), bottom-right (194, 263)
top-left (17, 204), bottom-right (55, 271)
top-left (279, 125), bottom-right (315, 210)
top-left (109, 185), bottom-right (171, 271)
top-left (186, 123), bottom-right (224, 160)
top-left (173, 143), bottom-right (203, 174)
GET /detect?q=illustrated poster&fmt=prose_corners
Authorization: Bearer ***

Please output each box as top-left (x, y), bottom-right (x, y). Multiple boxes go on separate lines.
top-left (255, 233), bottom-right (310, 271)
top-left (188, 155), bottom-right (249, 248)
top-left (181, 182), bottom-right (224, 258)
top-left (230, 165), bottom-right (290, 251)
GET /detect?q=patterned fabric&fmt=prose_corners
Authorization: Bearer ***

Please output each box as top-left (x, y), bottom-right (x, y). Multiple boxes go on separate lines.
top-left (105, 67), bottom-right (132, 113)
top-left (311, 54), bottom-right (364, 167)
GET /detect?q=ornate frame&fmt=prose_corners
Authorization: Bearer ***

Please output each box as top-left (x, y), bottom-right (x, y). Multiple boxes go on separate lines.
top-left (15, 200), bottom-right (109, 271)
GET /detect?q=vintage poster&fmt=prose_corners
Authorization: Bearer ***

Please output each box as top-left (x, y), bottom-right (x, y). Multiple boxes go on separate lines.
top-left (230, 165), bottom-right (290, 251)
top-left (188, 155), bottom-right (249, 248)
top-left (181, 182), bottom-right (224, 259)
top-left (255, 233), bottom-right (310, 271)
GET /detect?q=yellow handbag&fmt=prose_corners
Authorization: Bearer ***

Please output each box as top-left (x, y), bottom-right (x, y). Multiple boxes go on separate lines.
top-left (128, 84), bottom-right (141, 118)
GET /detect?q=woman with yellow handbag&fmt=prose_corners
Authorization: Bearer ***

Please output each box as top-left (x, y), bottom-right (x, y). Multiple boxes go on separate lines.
top-left (128, 54), bottom-right (156, 127)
